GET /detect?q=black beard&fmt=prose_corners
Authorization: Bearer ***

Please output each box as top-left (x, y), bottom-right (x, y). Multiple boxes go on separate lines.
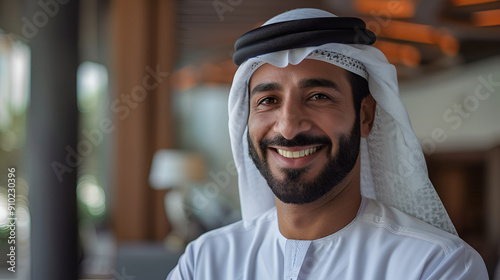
top-left (248, 116), bottom-right (360, 205)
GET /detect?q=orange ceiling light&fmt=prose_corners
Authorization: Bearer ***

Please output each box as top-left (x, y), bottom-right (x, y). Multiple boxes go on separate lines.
top-left (472, 9), bottom-right (500, 26)
top-left (375, 21), bottom-right (459, 56)
top-left (378, 20), bottom-right (438, 44)
top-left (439, 33), bottom-right (460, 56)
top-left (171, 66), bottom-right (198, 91)
top-left (374, 41), bottom-right (422, 66)
top-left (451, 0), bottom-right (498, 6)
top-left (354, 0), bottom-right (416, 18)
top-left (171, 60), bottom-right (238, 91)
top-left (377, 20), bottom-right (460, 55)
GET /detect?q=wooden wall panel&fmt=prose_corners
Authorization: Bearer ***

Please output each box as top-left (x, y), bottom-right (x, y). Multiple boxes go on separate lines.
top-left (111, 0), bottom-right (176, 241)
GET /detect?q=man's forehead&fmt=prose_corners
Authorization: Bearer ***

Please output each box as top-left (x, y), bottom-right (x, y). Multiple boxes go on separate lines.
top-left (249, 59), bottom-right (350, 87)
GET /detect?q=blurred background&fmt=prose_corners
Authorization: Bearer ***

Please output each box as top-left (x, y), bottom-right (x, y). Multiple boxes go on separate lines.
top-left (0, 0), bottom-right (499, 279)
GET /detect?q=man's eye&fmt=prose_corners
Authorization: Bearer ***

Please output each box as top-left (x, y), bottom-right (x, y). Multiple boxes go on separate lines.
top-left (309, 93), bottom-right (329, 100)
top-left (258, 97), bottom-right (278, 105)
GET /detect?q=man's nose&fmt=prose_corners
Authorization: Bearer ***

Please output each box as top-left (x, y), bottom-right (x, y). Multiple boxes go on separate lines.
top-left (273, 98), bottom-right (312, 140)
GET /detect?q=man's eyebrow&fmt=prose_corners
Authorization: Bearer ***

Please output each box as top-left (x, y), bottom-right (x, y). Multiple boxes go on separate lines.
top-left (299, 78), bottom-right (340, 92)
top-left (250, 82), bottom-right (282, 97)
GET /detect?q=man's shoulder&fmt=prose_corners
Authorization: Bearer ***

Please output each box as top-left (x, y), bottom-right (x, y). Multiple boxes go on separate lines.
top-left (359, 197), bottom-right (473, 254)
top-left (349, 198), bottom-right (488, 278)
top-left (167, 208), bottom-right (279, 280)
top-left (188, 207), bottom-right (278, 249)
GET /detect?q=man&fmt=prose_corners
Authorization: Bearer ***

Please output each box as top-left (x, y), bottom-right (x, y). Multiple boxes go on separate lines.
top-left (167, 8), bottom-right (488, 279)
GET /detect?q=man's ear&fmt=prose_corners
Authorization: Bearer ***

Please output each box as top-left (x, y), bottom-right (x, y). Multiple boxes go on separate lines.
top-left (360, 94), bottom-right (376, 138)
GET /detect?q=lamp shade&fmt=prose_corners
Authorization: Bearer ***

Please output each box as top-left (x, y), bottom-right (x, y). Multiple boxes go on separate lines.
top-left (149, 150), bottom-right (206, 190)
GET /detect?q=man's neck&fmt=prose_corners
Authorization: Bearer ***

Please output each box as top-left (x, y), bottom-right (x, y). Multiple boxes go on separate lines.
top-left (275, 171), bottom-right (362, 240)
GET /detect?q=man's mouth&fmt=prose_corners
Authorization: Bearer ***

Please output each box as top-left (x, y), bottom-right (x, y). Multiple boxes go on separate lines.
top-left (275, 146), bottom-right (321, 159)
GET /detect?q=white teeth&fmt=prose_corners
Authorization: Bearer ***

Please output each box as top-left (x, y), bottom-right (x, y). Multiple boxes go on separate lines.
top-left (277, 147), bottom-right (319, 159)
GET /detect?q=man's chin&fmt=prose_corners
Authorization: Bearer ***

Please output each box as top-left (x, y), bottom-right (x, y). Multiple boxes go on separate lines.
top-left (269, 161), bottom-right (319, 182)
top-left (271, 182), bottom-right (323, 205)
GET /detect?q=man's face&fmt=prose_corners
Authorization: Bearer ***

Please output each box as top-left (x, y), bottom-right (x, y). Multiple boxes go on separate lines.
top-left (247, 59), bottom-right (360, 205)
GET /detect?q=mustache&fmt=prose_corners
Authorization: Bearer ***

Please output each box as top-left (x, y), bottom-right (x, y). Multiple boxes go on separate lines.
top-left (259, 134), bottom-right (332, 150)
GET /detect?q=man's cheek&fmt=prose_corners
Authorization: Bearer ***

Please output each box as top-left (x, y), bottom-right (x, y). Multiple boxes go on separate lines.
top-left (255, 139), bottom-right (266, 160)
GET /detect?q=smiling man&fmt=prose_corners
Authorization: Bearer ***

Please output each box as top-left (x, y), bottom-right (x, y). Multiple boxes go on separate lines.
top-left (167, 8), bottom-right (488, 280)
top-left (246, 60), bottom-right (374, 240)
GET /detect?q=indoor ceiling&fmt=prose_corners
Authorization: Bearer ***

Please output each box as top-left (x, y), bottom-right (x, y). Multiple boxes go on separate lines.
top-left (173, 0), bottom-right (500, 88)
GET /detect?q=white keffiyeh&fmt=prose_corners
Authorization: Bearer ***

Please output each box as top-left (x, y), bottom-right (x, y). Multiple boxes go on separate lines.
top-left (228, 8), bottom-right (457, 235)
